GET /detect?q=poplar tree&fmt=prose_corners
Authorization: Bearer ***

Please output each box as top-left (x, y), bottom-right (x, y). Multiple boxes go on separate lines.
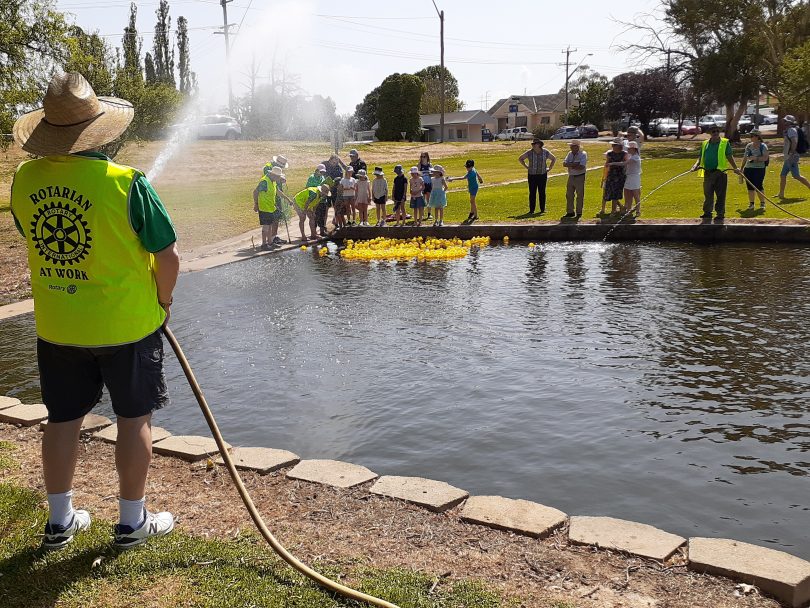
top-left (177, 16), bottom-right (192, 94)
top-left (153, 0), bottom-right (175, 86)
top-left (144, 52), bottom-right (157, 84)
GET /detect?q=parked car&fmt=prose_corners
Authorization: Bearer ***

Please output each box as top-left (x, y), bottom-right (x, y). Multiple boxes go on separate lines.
top-left (481, 127), bottom-right (495, 142)
top-left (737, 115), bottom-right (754, 134)
top-left (699, 114), bottom-right (727, 131)
top-left (680, 120), bottom-right (701, 135)
top-left (550, 126), bottom-right (581, 140)
top-left (760, 113), bottom-right (778, 125)
top-left (578, 124), bottom-right (599, 138)
top-left (196, 114), bottom-right (242, 140)
top-left (650, 118), bottom-right (679, 137)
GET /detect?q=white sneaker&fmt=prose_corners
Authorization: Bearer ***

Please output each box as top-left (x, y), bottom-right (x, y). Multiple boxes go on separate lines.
top-left (380, 220), bottom-right (386, 227)
top-left (42, 509), bottom-right (91, 550)
top-left (114, 508), bottom-right (174, 549)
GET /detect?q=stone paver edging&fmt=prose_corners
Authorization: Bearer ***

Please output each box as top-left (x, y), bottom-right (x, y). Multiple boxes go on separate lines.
top-left (0, 403), bottom-right (49, 426)
top-left (93, 423), bottom-right (173, 445)
top-left (370, 476), bottom-right (468, 512)
top-left (461, 495), bottom-right (567, 538)
top-left (287, 459), bottom-right (378, 488)
top-left (152, 435), bottom-right (230, 462)
top-left (689, 537), bottom-right (810, 608)
top-left (0, 396), bottom-right (22, 410)
top-left (569, 516), bottom-right (686, 561)
top-left (3, 399), bottom-right (810, 607)
top-left (215, 446), bottom-right (300, 474)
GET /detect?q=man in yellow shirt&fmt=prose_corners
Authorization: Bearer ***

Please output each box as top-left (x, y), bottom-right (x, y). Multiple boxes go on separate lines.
top-left (10, 73), bottom-right (180, 550)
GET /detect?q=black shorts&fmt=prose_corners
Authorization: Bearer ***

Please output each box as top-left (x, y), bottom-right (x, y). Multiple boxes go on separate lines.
top-left (373, 196), bottom-right (386, 205)
top-left (423, 182), bottom-right (433, 193)
top-left (258, 210), bottom-right (279, 225)
top-left (37, 329), bottom-right (169, 423)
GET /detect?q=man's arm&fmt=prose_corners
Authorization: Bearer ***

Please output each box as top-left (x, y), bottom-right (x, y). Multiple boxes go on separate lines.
top-left (154, 243), bottom-right (179, 321)
top-left (788, 130), bottom-right (798, 155)
top-left (726, 145), bottom-right (741, 172)
top-left (547, 151), bottom-right (557, 172)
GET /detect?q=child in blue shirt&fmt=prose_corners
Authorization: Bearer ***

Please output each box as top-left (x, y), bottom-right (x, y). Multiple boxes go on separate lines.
top-left (449, 159), bottom-right (484, 222)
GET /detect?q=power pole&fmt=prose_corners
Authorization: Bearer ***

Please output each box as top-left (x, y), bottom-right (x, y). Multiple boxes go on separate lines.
top-left (433, 1), bottom-right (445, 143)
top-left (562, 46), bottom-right (576, 116)
top-left (666, 48), bottom-right (672, 74)
top-left (219, 0), bottom-right (234, 114)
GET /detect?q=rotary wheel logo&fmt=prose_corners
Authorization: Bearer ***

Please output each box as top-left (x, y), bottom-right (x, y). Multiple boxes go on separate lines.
top-left (30, 202), bottom-right (92, 265)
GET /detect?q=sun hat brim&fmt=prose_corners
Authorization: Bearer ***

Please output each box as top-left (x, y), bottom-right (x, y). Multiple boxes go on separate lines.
top-left (272, 156), bottom-right (290, 169)
top-left (13, 96), bottom-right (134, 157)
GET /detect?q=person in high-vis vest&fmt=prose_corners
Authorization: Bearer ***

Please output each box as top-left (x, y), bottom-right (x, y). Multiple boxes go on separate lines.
top-left (691, 126), bottom-right (741, 221)
top-left (10, 73), bottom-right (180, 551)
top-left (293, 184), bottom-right (330, 241)
top-left (253, 164), bottom-right (285, 250)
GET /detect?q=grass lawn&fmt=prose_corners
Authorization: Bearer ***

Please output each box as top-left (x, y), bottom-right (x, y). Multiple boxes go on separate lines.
top-left (0, 440), bottom-right (508, 608)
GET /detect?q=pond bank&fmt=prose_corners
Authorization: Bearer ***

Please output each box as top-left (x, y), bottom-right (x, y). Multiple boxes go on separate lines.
top-left (0, 414), bottom-right (805, 607)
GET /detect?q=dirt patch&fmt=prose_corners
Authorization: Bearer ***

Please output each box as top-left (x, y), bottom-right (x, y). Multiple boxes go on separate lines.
top-left (0, 424), bottom-right (779, 608)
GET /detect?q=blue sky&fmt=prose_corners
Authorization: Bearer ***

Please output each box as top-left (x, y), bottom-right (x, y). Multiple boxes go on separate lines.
top-left (56, 0), bottom-right (663, 114)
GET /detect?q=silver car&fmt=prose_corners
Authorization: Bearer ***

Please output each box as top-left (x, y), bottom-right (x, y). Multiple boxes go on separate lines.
top-left (550, 126), bottom-right (581, 140)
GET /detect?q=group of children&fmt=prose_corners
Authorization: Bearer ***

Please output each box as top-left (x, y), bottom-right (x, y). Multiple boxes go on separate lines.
top-left (332, 158), bottom-right (484, 228)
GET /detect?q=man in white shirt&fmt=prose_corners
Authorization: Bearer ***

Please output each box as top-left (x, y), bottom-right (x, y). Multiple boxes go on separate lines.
top-left (778, 115), bottom-right (810, 198)
top-left (563, 140), bottom-right (588, 218)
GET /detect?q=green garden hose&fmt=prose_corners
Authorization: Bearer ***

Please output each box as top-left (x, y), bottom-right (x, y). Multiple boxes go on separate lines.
top-left (162, 325), bottom-right (400, 608)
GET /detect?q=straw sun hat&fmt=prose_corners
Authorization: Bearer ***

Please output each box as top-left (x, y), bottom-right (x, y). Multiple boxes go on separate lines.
top-left (13, 72), bottom-right (134, 157)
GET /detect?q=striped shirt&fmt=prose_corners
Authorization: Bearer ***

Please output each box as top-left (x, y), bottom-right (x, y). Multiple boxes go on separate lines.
top-left (520, 149), bottom-right (550, 175)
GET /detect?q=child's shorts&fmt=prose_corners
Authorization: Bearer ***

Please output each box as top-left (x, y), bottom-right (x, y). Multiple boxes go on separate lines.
top-left (393, 199), bottom-right (406, 210)
top-left (373, 196), bottom-right (386, 205)
top-left (410, 196), bottom-right (426, 209)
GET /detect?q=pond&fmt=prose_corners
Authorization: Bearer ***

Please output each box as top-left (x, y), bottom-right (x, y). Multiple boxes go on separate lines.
top-left (1, 242), bottom-right (808, 559)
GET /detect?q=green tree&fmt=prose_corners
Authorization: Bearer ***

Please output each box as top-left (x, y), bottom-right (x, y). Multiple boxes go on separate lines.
top-left (121, 3), bottom-right (143, 80)
top-left (568, 72), bottom-right (612, 129)
top-left (144, 52), bottom-right (157, 84)
top-left (152, 0), bottom-right (175, 86)
top-left (780, 39), bottom-right (810, 114)
top-left (62, 25), bottom-right (115, 96)
top-left (176, 16), bottom-right (193, 94)
top-left (375, 73), bottom-right (425, 141)
top-left (0, 0), bottom-right (67, 136)
top-left (353, 86), bottom-right (381, 131)
top-left (414, 65), bottom-right (463, 114)
top-left (607, 69), bottom-right (680, 135)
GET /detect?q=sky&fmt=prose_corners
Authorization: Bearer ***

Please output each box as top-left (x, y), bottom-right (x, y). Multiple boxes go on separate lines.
top-left (56, 0), bottom-right (664, 115)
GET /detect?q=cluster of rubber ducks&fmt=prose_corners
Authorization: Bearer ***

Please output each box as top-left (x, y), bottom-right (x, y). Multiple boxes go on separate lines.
top-left (330, 236), bottom-right (492, 262)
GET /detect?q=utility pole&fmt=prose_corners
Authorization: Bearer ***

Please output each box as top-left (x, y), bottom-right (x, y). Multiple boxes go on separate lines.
top-left (666, 48), bottom-right (672, 74)
top-left (219, 0), bottom-right (234, 114)
top-left (562, 46), bottom-right (576, 116)
top-left (432, 1), bottom-right (445, 143)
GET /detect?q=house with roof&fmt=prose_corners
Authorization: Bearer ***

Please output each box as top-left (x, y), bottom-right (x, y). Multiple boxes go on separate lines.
top-left (420, 110), bottom-right (497, 142)
top-left (487, 93), bottom-right (569, 133)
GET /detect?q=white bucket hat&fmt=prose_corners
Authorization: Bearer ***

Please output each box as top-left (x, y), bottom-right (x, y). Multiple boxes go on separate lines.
top-left (272, 155), bottom-right (289, 168)
top-left (269, 166), bottom-right (286, 179)
top-left (316, 163), bottom-right (326, 172)
top-left (13, 72), bottom-right (134, 156)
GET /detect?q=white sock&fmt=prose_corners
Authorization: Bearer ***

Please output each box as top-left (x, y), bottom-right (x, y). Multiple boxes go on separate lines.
top-left (47, 490), bottom-right (74, 527)
top-left (119, 497), bottom-right (146, 529)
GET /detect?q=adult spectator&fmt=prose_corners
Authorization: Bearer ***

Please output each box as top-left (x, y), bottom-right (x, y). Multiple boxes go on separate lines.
top-left (741, 130), bottom-right (768, 211)
top-left (563, 140), bottom-right (588, 219)
top-left (691, 126), bottom-right (741, 221)
top-left (623, 125), bottom-right (644, 152)
top-left (777, 115), bottom-right (810, 198)
top-left (9, 73), bottom-right (179, 550)
top-left (253, 165), bottom-right (285, 249)
top-left (346, 148), bottom-right (367, 177)
top-left (519, 138), bottom-right (556, 214)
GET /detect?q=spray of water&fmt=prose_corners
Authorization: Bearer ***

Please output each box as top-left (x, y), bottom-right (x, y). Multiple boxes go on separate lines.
top-left (146, 100), bottom-right (201, 182)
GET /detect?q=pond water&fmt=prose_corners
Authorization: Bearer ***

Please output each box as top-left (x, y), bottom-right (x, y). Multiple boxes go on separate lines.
top-left (2, 242), bottom-right (809, 559)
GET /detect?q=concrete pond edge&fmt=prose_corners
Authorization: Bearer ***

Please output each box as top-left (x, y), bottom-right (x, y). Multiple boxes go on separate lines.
top-left (2, 400), bottom-right (809, 607)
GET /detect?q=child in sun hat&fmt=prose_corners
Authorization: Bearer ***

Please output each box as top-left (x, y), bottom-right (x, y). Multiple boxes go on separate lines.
top-left (371, 166), bottom-right (388, 226)
top-left (354, 168), bottom-right (372, 226)
top-left (391, 164), bottom-right (408, 227)
top-left (427, 165), bottom-right (448, 226)
top-left (449, 159), bottom-right (484, 222)
top-left (409, 166), bottom-right (426, 226)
